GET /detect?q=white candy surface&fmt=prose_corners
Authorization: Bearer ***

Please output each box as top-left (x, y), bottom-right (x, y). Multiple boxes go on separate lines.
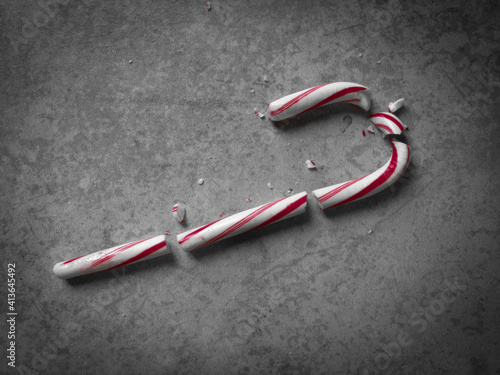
top-left (312, 140), bottom-right (410, 210)
top-left (267, 82), bottom-right (371, 121)
top-left (177, 192), bottom-right (308, 252)
top-left (369, 112), bottom-right (408, 137)
top-left (53, 235), bottom-right (169, 279)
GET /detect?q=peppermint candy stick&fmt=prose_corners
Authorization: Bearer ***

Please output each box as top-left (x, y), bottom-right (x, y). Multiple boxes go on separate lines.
top-left (267, 82), bottom-right (372, 122)
top-left (369, 112), bottom-right (408, 137)
top-left (177, 192), bottom-right (308, 252)
top-left (312, 139), bottom-right (410, 209)
top-left (53, 235), bottom-right (168, 279)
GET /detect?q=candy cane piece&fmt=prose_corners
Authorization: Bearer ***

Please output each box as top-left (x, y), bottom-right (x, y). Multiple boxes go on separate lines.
top-left (177, 192), bottom-right (308, 252)
top-left (312, 140), bottom-right (410, 210)
top-left (267, 82), bottom-right (372, 122)
top-left (53, 235), bottom-right (168, 279)
top-left (369, 112), bottom-right (408, 137)
top-left (172, 203), bottom-right (186, 223)
top-left (388, 98), bottom-right (406, 113)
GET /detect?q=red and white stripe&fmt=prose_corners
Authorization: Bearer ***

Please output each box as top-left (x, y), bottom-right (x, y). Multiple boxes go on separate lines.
top-left (369, 112), bottom-right (408, 137)
top-left (172, 203), bottom-right (186, 223)
top-left (267, 82), bottom-right (372, 122)
top-left (53, 235), bottom-right (168, 279)
top-left (388, 98), bottom-right (406, 113)
top-left (312, 140), bottom-right (411, 210)
top-left (177, 192), bottom-right (308, 252)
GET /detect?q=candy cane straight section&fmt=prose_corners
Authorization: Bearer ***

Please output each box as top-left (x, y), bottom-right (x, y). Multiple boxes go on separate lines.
top-left (312, 140), bottom-right (410, 209)
top-left (177, 192), bottom-right (308, 252)
top-left (267, 82), bottom-right (372, 121)
top-left (53, 235), bottom-right (169, 279)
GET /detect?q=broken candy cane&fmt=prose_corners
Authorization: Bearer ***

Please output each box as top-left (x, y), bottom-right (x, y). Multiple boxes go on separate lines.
top-left (369, 112), bottom-right (408, 137)
top-left (177, 192), bottom-right (308, 252)
top-left (388, 98), bottom-right (406, 113)
top-left (53, 235), bottom-right (168, 279)
top-left (172, 203), bottom-right (186, 222)
top-left (266, 82), bottom-right (372, 122)
top-left (312, 139), bottom-right (410, 210)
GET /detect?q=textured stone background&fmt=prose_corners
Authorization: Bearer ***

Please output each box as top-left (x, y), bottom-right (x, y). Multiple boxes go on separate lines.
top-left (1, 0), bottom-right (499, 374)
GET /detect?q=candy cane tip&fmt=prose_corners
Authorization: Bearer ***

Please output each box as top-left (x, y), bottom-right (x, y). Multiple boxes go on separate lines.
top-left (53, 235), bottom-right (169, 279)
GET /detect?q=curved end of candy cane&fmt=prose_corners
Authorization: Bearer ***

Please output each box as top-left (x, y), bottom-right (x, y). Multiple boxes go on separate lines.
top-left (312, 140), bottom-right (411, 210)
top-left (369, 112), bottom-right (408, 137)
top-left (53, 235), bottom-right (169, 279)
top-left (177, 191), bottom-right (308, 252)
top-left (266, 82), bottom-right (371, 122)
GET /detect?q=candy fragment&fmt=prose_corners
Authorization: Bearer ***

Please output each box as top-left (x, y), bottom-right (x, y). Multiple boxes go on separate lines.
top-left (172, 203), bottom-right (186, 223)
top-left (206, 2), bottom-right (211, 11)
top-left (369, 112), bottom-right (408, 137)
top-left (267, 82), bottom-right (372, 122)
top-left (267, 182), bottom-right (273, 190)
top-left (177, 192), bottom-right (308, 252)
top-left (53, 235), bottom-right (168, 279)
top-left (367, 124), bottom-right (375, 133)
top-left (312, 139), bottom-right (410, 210)
top-left (388, 98), bottom-right (406, 113)
top-left (305, 160), bottom-right (317, 169)
top-left (254, 108), bottom-right (265, 119)
top-left (198, 178), bottom-right (204, 185)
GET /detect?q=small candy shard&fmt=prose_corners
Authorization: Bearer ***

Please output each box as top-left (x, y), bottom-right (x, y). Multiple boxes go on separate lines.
top-left (172, 203), bottom-right (186, 223)
top-left (129, 60), bottom-right (133, 64)
top-left (254, 108), bottom-right (265, 119)
top-left (305, 160), bottom-right (317, 169)
top-left (198, 178), bottom-right (204, 185)
top-left (388, 98), bottom-right (406, 113)
top-left (367, 124), bottom-right (375, 133)
top-left (206, 2), bottom-right (211, 11)
top-left (264, 75), bottom-right (269, 82)
top-left (267, 182), bottom-right (273, 190)
top-left (250, 89), bottom-right (255, 93)
top-left (368, 229), bottom-right (373, 234)
top-left (362, 130), bottom-right (366, 137)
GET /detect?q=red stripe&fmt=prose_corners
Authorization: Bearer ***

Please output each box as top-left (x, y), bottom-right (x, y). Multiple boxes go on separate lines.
top-left (108, 241), bottom-right (166, 270)
top-left (319, 175), bottom-right (366, 203)
top-left (374, 123), bottom-right (394, 134)
top-left (296, 86), bottom-right (366, 116)
top-left (178, 219), bottom-right (222, 245)
top-left (63, 254), bottom-right (86, 265)
top-left (90, 238), bottom-right (150, 268)
top-left (369, 113), bottom-right (404, 131)
top-left (254, 194), bottom-right (307, 229)
top-left (270, 84), bottom-right (330, 116)
top-left (329, 142), bottom-right (399, 208)
top-left (172, 207), bottom-right (178, 212)
top-left (203, 198), bottom-right (287, 247)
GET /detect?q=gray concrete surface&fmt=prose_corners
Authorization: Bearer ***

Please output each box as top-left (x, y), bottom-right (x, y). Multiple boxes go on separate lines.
top-left (1, 0), bottom-right (499, 374)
